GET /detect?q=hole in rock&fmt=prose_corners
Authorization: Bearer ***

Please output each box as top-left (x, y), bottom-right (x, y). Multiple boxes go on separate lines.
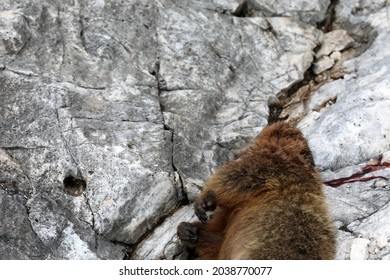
top-left (232, 1), bottom-right (254, 17)
top-left (63, 173), bottom-right (87, 197)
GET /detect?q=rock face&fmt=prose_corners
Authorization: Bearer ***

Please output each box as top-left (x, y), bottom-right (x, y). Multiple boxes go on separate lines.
top-left (0, 0), bottom-right (389, 260)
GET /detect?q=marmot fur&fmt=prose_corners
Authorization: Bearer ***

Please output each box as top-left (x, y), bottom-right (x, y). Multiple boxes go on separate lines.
top-left (177, 103), bottom-right (335, 259)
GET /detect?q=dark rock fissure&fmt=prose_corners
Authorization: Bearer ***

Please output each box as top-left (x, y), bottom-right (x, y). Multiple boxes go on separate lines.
top-left (277, 66), bottom-right (317, 104)
top-left (317, 0), bottom-right (340, 32)
top-left (338, 225), bottom-right (355, 235)
top-left (277, 0), bottom-right (340, 107)
top-left (153, 58), bottom-right (186, 202)
top-left (83, 193), bottom-right (98, 250)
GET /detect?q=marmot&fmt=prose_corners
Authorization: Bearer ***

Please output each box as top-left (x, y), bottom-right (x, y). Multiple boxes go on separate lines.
top-left (177, 100), bottom-right (336, 259)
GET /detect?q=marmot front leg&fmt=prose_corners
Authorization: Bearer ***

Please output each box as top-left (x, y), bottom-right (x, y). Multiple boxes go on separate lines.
top-left (194, 190), bottom-right (217, 223)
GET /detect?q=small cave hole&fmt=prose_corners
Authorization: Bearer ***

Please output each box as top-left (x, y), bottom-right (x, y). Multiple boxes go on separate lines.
top-left (232, 1), bottom-right (254, 18)
top-left (63, 173), bottom-right (87, 197)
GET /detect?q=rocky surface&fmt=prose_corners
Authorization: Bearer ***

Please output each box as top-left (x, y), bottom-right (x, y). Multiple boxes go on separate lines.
top-left (0, 0), bottom-right (389, 260)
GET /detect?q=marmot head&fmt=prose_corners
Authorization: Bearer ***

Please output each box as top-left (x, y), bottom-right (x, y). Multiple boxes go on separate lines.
top-left (250, 122), bottom-right (315, 168)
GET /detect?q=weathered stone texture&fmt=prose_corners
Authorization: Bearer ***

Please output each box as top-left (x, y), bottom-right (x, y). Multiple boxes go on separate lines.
top-left (1, 0), bottom-right (389, 259)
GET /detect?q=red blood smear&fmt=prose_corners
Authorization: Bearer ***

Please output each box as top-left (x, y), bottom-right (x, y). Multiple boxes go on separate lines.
top-left (323, 156), bottom-right (390, 188)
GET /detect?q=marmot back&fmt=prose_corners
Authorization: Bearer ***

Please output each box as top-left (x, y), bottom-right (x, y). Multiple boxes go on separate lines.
top-left (177, 110), bottom-right (336, 259)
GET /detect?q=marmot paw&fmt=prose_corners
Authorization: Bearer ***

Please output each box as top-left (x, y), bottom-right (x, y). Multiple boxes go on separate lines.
top-left (195, 190), bottom-right (217, 223)
top-left (177, 222), bottom-right (199, 243)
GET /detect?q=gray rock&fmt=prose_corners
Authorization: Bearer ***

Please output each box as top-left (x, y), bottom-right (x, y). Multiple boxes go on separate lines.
top-left (300, 30), bottom-right (390, 170)
top-left (0, 0), bottom-right (389, 260)
top-left (315, 30), bottom-right (354, 59)
top-left (131, 205), bottom-right (196, 260)
top-left (233, 0), bottom-right (330, 25)
top-left (334, 229), bottom-right (354, 260)
top-left (313, 55), bottom-right (335, 74)
top-left (0, 0), bottom-right (174, 259)
top-left (0, 190), bottom-right (49, 259)
top-left (297, 0), bottom-right (390, 260)
top-left (0, 10), bottom-right (31, 55)
top-left (322, 160), bottom-right (390, 226)
top-left (312, 29), bottom-right (355, 74)
top-left (349, 202), bottom-right (390, 239)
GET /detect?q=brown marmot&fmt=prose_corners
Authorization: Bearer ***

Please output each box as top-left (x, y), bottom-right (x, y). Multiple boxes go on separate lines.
top-left (177, 104), bottom-right (336, 259)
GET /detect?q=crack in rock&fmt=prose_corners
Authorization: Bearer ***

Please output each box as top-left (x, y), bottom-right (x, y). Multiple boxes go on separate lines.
top-left (317, 0), bottom-right (340, 32)
top-left (83, 193), bottom-right (98, 251)
top-left (24, 201), bottom-right (54, 257)
top-left (153, 53), bottom-right (186, 202)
